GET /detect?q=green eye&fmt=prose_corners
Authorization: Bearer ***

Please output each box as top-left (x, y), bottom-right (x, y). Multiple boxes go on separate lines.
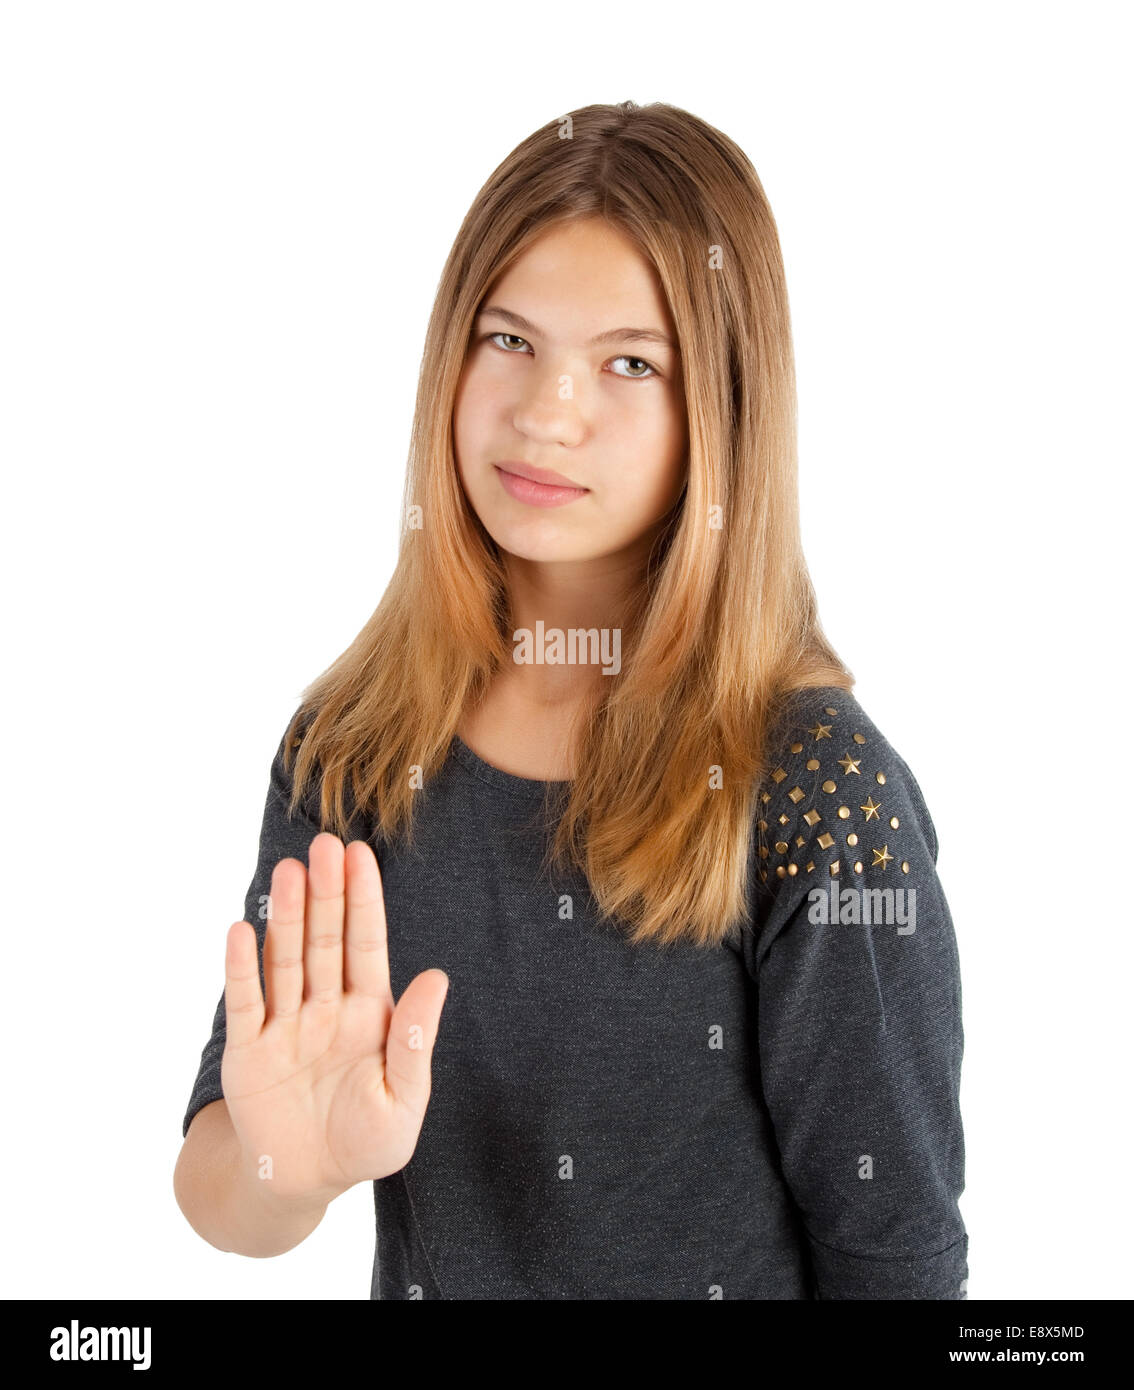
top-left (485, 334), bottom-right (659, 379)
top-left (610, 356), bottom-right (656, 379)
top-left (489, 333), bottom-right (529, 352)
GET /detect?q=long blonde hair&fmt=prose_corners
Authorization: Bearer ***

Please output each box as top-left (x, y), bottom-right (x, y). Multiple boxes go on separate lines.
top-left (284, 99), bottom-right (853, 949)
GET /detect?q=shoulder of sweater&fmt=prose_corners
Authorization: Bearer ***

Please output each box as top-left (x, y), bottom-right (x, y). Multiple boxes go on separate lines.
top-left (753, 684), bottom-right (941, 898)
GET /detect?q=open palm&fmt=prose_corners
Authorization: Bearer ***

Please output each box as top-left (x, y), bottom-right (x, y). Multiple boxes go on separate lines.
top-left (220, 833), bottom-right (449, 1206)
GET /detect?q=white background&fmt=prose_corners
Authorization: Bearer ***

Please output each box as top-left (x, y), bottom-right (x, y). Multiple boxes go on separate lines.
top-left (2, 0), bottom-right (1130, 1300)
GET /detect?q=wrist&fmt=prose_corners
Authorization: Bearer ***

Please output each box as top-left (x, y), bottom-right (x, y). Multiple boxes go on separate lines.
top-left (235, 1146), bottom-right (350, 1218)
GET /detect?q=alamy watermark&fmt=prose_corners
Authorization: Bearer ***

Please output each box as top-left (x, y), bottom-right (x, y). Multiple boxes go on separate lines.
top-left (513, 620), bottom-right (621, 675)
top-left (50, 1321), bottom-right (151, 1370)
top-left (807, 881), bottom-right (916, 934)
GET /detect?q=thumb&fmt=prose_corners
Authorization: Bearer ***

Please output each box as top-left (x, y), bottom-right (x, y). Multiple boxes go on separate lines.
top-left (383, 968), bottom-right (450, 1115)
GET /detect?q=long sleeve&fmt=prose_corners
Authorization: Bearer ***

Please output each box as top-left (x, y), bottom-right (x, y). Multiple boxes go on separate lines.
top-left (742, 687), bottom-right (968, 1299)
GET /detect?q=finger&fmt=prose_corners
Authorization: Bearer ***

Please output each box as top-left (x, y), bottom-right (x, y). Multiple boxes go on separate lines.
top-left (223, 920), bottom-right (265, 1047)
top-left (263, 856), bottom-right (306, 1024)
top-left (383, 969), bottom-right (450, 1116)
top-left (303, 832), bottom-right (345, 1007)
top-left (343, 840), bottom-right (391, 1002)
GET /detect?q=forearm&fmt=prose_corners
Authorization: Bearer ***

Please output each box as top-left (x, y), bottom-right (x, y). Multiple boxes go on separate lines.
top-left (173, 1099), bottom-right (339, 1258)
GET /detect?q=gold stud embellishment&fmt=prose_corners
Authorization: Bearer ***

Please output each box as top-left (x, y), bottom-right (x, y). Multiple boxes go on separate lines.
top-left (756, 705), bottom-right (919, 898)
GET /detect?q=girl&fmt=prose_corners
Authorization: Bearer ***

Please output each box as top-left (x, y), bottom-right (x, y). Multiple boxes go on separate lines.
top-left (175, 100), bottom-right (968, 1300)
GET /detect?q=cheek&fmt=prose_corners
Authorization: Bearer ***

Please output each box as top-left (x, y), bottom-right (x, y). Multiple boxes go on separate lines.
top-left (617, 386), bottom-right (684, 449)
top-left (453, 372), bottom-right (495, 472)
top-left (617, 406), bottom-right (686, 501)
top-left (600, 464), bottom-right (679, 534)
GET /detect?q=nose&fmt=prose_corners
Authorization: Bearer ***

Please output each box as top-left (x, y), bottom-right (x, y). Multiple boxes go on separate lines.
top-left (510, 360), bottom-right (587, 449)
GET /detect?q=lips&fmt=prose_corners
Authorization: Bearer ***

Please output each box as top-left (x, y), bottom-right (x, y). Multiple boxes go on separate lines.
top-left (493, 463), bottom-right (590, 509)
top-left (494, 461), bottom-right (586, 489)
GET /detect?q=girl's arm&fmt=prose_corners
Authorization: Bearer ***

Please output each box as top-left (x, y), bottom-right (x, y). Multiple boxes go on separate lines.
top-left (174, 716), bottom-right (448, 1258)
top-left (745, 690), bottom-right (968, 1299)
top-left (174, 1098), bottom-right (333, 1257)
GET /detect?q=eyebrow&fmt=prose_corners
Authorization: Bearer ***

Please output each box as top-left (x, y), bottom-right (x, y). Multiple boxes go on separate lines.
top-left (477, 304), bottom-right (676, 351)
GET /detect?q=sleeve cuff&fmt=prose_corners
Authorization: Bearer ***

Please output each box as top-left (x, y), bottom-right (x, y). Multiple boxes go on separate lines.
top-left (807, 1232), bottom-right (969, 1300)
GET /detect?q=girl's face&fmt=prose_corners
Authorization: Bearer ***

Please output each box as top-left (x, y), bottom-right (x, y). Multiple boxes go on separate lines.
top-left (453, 217), bottom-right (688, 568)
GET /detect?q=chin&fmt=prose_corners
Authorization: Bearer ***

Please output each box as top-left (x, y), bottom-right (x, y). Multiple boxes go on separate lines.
top-left (481, 516), bottom-right (607, 565)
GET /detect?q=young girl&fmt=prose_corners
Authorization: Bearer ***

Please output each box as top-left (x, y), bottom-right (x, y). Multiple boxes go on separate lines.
top-left (175, 100), bottom-right (968, 1300)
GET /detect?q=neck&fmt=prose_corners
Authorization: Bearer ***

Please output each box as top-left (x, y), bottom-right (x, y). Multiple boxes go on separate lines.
top-left (501, 546), bottom-right (645, 703)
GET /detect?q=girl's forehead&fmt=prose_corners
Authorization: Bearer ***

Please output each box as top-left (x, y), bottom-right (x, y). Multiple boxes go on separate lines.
top-left (479, 232), bottom-right (675, 344)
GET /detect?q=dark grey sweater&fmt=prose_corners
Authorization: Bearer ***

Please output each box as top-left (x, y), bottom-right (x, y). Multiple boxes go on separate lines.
top-left (181, 685), bottom-right (968, 1299)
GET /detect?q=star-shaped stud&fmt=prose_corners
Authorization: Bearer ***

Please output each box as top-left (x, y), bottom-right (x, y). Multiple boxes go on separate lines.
top-left (837, 754), bottom-right (861, 775)
top-left (808, 723), bottom-right (833, 741)
top-left (860, 796), bottom-right (882, 821)
top-left (872, 845), bottom-right (893, 870)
